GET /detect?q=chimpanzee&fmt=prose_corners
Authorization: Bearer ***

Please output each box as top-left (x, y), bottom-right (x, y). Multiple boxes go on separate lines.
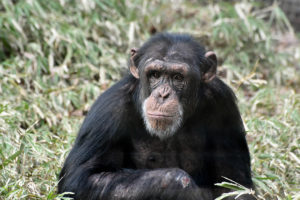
top-left (58, 33), bottom-right (255, 200)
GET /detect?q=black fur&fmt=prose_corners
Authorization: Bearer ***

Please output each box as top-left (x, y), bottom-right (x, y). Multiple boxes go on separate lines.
top-left (58, 33), bottom-right (254, 200)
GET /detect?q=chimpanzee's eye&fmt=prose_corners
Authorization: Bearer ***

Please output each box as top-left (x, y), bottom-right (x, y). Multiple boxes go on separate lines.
top-left (150, 71), bottom-right (160, 79)
top-left (173, 73), bottom-right (184, 81)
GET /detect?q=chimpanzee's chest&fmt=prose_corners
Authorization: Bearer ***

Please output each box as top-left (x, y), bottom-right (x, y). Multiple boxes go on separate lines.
top-left (130, 130), bottom-right (204, 176)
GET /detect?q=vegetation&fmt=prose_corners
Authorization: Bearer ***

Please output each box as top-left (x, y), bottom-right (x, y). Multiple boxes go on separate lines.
top-left (0, 0), bottom-right (299, 199)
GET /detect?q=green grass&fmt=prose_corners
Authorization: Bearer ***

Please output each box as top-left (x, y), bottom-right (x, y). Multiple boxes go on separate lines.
top-left (0, 0), bottom-right (299, 199)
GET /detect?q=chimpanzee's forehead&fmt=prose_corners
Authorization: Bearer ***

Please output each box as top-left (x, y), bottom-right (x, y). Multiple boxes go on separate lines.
top-left (144, 43), bottom-right (200, 66)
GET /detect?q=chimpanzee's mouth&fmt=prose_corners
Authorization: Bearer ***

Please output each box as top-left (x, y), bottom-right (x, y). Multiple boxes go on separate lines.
top-left (147, 112), bottom-right (174, 118)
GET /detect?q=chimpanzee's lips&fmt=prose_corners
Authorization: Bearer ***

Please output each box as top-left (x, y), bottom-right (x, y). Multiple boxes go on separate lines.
top-left (147, 112), bottom-right (173, 119)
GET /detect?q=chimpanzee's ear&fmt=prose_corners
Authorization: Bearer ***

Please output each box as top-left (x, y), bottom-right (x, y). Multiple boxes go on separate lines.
top-left (203, 51), bottom-right (217, 82)
top-left (129, 48), bottom-right (139, 79)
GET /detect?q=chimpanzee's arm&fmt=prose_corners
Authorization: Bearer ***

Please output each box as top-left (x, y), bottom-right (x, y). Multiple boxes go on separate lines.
top-left (63, 165), bottom-right (210, 200)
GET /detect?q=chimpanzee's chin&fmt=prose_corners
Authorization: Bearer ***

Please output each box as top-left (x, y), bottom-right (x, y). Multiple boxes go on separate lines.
top-left (144, 117), bottom-right (180, 139)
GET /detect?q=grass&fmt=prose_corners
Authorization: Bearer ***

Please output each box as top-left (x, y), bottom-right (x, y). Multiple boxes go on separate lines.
top-left (0, 0), bottom-right (299, 199)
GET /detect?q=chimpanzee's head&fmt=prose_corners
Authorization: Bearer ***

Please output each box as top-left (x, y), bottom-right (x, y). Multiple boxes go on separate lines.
top-left (129, 33), bottom-right (217, 139)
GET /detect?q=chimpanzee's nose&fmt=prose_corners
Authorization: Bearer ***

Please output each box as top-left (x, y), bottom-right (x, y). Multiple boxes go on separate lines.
top-left (158, 86), bottom-right (170, 100)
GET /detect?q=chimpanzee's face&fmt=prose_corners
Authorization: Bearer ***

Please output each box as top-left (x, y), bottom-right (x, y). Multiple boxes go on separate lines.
top-left (129, 38), bottom-right (217, 139)
top-left (141, 59), bottom-right (190, 139)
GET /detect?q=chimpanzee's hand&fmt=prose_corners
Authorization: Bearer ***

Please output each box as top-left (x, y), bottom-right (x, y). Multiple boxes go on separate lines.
top-left (142, 168), bottom-right (212, 200)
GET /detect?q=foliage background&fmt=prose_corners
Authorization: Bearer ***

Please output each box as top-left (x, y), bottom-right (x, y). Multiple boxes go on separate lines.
top-left (0, 0), bottom-right (299, 199)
